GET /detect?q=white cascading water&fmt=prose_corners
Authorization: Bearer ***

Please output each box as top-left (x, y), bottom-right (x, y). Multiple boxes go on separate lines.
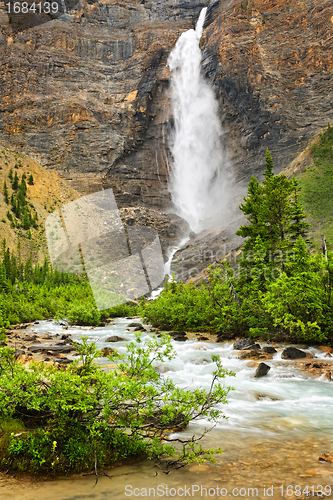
top-left (167, 8), bottom-right (230, 232)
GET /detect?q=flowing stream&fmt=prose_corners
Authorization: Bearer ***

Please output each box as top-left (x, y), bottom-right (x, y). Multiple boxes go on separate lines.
top-left (2, 319), bottom-right (332, 500)
top-left (167, 8), bottom-right (231, 232)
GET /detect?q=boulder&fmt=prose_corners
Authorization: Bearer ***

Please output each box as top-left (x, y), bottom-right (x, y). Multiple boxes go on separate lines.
top-left (105, 336), bottom-right (128, 342)
top-left (127, 322), bottom-right (143, 329)
top-left (216, 334), bottom-right (235, 342)
top-left (167, 331), bottom-right (188, 341)
top-left (262, 346), bottom-right (277, 354)
top-left (100, 347), bottom-right (117, 357)
top-left (244, 343), bottom-right (261, 350)
top-left (174, 335), bottom-right (187, 341)
top-left (233, 338), bottom-right (256, 350)
top-left (254, 362), bottom-right (271, 378)
top-left (20, 334), bottom-right (37, 341)
top-left (317, 346), bottom-right (333, 357)
top-left (246, 361), bottom-right (259, 368)
top-left (28, 345), bottom-right (75, 354)
top-left (281, 347), bottom-right (309, 359)
top-left (55, 358), bottom-right (73, 365)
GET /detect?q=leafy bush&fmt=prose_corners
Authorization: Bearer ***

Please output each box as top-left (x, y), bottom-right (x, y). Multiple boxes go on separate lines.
top-left (0, 336), bottom-right (234, 475)
top-left (62, 302), bottom-right (101, 326)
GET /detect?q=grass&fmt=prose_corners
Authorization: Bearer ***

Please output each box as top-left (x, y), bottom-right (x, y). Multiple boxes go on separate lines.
top-left (297, 124), bottom-right (333, 250)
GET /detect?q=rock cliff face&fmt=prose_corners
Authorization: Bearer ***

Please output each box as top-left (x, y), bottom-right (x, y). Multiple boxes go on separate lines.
top-left (203, 0), bottom-right (333, 184)
top-left (0, 0), bottom-right (332, 214)
top-left (0, 0), bottom-right (209, 210)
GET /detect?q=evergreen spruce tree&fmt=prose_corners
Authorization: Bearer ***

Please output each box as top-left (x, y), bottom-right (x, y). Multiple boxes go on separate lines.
top-left (236, 176), bottom-right (265, 251)
top-left (287, 176), bottom-right (311, 242)
top-left (22, 209), bottom-right (30, 230)
top-left (263, 148), bottom-right (274, 180)
top-left (28, 174), bottom-right (34, 185)
top-left (236, 150), bottom-right (310, 283)
top-left (12, 171), bottom-right (19, 191)
top-left (3, 181), bottom-right (9, 204)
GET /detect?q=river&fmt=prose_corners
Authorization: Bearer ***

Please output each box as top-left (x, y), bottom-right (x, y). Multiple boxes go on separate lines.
top-left (1, 318), bottom-right (332, 500)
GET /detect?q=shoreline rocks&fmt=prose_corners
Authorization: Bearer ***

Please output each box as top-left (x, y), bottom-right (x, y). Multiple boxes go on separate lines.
top-left (281, 347), bottom-right (313, 360)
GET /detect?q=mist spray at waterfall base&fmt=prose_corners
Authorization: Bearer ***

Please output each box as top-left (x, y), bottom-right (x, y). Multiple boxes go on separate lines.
top-left (167, 8), bottom-right (232, 233)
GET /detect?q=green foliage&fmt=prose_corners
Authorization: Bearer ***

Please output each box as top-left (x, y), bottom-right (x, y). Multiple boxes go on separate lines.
top-left (142, 149), bottom-right (333, 344)
top-left (12, 171), bottom-right (19, 191)
top-left (5, 169), bottom-right (38, 231)
top-left (236, 149), bottom-right (309, 284)
top-left (3, 181), bottom-right (8, 204)
top-left (0, 336), bottom-right (234, 474)
top-left (61, 302), bottom-right (101, 326)
top-left (298, 123), bottom-right (333, 249)
top-left (0, 240), bottom-right (138, 329)
top-left (28, 174), bottom-right (34, 185)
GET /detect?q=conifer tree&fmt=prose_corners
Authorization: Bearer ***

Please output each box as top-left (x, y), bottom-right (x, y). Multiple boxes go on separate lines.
top-left (263, 148), bottom-right (274, 180)
top-left (236, 150), bottom-right (310, 283)
top-left (287, 177), bottom-right (311, 242)
top-left (12, 171), bottom-right (19, 191)
top-left (3, 181), bottom-right (8, 204)
top-left (22, 209), bottom-right (30, 230)
top-left (236, 176), bottom-right (265, 251)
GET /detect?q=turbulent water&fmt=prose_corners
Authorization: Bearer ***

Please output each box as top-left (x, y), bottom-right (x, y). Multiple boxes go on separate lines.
top-left (5, 318), bottom-right (332, 500)
top-left (167, 8), bottom-right (231, 232)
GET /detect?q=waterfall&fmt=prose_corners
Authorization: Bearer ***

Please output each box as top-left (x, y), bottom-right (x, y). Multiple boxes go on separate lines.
top-left (167, 8), bottom-right (230, 232)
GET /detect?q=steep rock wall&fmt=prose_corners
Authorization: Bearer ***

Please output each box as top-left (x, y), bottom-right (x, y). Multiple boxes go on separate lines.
top-left (203, 0), bottom-right (333, 184)
top-left (0, 0), bottom-right (332, 213)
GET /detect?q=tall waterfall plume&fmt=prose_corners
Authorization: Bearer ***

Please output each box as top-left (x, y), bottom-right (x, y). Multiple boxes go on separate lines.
top-left (167, 8), bottom-right (231, 232)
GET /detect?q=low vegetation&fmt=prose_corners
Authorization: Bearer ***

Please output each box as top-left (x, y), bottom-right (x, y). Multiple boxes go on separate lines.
top-left (0, 240), bottom-right (138, 331)
top-left (298, 123), bottom-right (333, 250)
top-left (0, 336), bottom-right (234, 474)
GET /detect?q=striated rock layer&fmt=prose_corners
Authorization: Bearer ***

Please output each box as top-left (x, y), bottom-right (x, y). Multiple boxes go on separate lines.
top-left (0, 0), bottom-right (332, 213)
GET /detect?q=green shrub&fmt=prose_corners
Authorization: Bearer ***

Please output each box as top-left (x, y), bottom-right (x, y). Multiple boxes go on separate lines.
top-left (0, 337), bottom-right (234, 475)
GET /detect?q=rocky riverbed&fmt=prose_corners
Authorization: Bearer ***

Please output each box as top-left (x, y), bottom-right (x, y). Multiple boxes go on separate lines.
top-left (1, 317), bottom-right (333, 500)
top-left (4, 319), bottom-right (333, 382)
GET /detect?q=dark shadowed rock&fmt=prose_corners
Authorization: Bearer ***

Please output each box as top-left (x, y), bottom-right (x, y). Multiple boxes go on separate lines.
top-left (281, 347), bottom-right (308, 359)
top-left (28, 345), bottom-right (75, 354)
top-left (233, 338), bottom-right (255, 350)
top-left (254, 362), bottom-right (271, 378)
top-left (262, 346), bottom-right (277, 354)
top-left (127, 322), bottom-right (143, 329)
top-left (105, 336), bottom-right (128, 343)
